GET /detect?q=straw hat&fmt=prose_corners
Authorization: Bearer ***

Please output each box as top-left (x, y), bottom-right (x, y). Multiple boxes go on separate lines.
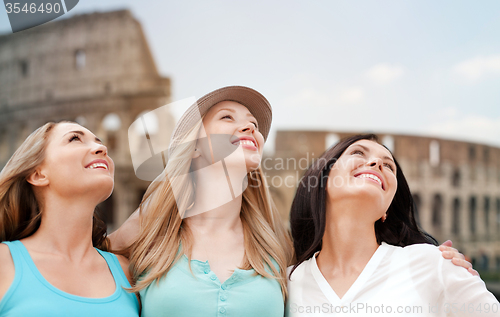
top-left (170, 86), bottom-right (273, 142)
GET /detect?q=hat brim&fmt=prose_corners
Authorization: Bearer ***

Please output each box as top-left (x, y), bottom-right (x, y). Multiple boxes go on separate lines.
top-left (171, 86), bottom-right (272, 143)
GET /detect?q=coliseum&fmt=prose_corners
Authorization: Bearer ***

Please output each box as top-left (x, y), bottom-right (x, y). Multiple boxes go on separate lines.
top-left (0, 10), bottom-right (174, 230)
top-left (1, 8), bottom-right (498, 288)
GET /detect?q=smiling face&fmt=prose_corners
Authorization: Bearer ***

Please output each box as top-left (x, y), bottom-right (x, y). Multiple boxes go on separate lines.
top-left (326, 139), bottom-right (397, 221)
top-left (36, 122), bottom-right (115, 202)
top-left (197, 101), bottom-right (265, 171)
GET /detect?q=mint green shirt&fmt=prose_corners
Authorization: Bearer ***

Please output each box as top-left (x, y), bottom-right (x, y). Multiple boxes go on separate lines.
top-left (139, 255), bottom-right (284, 317)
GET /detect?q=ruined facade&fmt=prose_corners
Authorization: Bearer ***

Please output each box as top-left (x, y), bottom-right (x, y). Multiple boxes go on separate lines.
top-left (264, 131), bottom-right (500, 272)
top-left (0, 10), bottom-right (173, 230)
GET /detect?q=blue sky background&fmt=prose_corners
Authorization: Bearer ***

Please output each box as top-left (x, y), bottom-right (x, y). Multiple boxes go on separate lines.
top-left (2, 0), bottom-right (500, 149)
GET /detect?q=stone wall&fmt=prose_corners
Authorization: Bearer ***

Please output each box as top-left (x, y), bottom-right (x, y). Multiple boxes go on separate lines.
top-left (0, 10), bottom-right (173, 230)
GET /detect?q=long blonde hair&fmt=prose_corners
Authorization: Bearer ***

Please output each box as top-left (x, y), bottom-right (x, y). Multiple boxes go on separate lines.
top-left (128, 120), bottom-right (293, 299)
top-left (0, 122), bottom-right (109, 249)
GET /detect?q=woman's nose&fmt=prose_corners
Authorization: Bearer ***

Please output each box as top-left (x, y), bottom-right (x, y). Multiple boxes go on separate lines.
top-left (367, 157), bottom-right (382, 169)
top-left (239, 121), bottom-right (255, 133)
top-left (92, 143), bottom-right (108, 156)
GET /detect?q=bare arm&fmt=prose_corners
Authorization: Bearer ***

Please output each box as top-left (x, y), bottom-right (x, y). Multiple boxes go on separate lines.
top-left (0, 243), bottom-right (15, 301)
top-left (108, 208), bottom-right (141, 254)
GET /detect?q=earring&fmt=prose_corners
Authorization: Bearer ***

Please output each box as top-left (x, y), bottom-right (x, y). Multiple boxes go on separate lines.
top-left (382, 214), bottom-right (387, 222)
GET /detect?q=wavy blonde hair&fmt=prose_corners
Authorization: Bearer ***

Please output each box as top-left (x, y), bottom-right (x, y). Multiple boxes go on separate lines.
top-left (0, 122), bottom-right (109, 249)
top-left (128, 120), bottom-right (293, 299)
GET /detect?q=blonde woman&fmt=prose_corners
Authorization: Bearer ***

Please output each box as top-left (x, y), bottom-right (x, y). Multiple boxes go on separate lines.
top-left (110, 86), bottom-right (292, 316)
top-left (0, 122), bottom-right (139, 316)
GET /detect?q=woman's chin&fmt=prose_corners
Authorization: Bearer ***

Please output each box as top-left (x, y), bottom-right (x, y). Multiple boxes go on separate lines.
top-left (332, 185), bottom-right (387, 205)
top-left (88, 178), bottom-right (114, 198)
top-left (245, 161), bottom-right (261, 172)
top-left (245, 153), bottom-right (262, 169)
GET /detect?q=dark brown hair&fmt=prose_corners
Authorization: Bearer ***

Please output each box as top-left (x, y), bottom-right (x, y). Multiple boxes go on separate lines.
top-left (289, 134), bottom-right (436, 275)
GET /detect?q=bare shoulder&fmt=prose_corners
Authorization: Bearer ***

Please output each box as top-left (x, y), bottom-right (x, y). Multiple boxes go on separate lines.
top-left (0, 243), bottom-right (15, 274)
top-left (115, 254), bottom-right (132, 283)
top-left (0, 243), bottom-right (15, 300)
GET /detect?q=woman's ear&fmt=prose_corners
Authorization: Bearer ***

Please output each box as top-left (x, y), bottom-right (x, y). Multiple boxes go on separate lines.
top-left (27, 169), bottom-right (49, 187)
top-left (192, 148), bottom-right (201, 159)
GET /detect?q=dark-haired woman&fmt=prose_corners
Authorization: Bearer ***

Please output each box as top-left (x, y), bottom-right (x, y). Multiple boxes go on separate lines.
top-left (287, 134), bottom-right (498, 316)
top-left (0, 122), bottom-right (139, 316)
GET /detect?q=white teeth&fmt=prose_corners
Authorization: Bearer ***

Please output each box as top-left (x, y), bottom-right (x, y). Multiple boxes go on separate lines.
top-left (357, 173), bottom-right (382, 187)
top-left (87, 163), bottom-right (108, 170)
top-left (239, 140), bottom-right (256, 147)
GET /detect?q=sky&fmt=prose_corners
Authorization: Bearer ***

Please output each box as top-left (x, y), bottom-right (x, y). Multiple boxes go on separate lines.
top-left (1, 0), bottom-right (500, 150)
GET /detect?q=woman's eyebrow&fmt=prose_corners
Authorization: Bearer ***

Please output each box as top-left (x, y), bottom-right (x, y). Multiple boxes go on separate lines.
top-left (63, 130), bottom-right (102, 143)
top-left (350, 144), bottom-right (395, 162)
top-left (216, 108), bottom-right (256, 119)
top-left (216, 108), bottom-right (236, 114)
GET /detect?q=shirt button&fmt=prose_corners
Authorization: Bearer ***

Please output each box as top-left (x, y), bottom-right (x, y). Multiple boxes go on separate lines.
top-left (204, 269), bottom-right (210, 274)
top-left (210, 275), bottom-right (217, 281)
top-left (219, 307), bottom-right (226, 314)
top-left (221, 285), bottom-right (226, 290)
top-left (220, 295), bottom-right (227, 301)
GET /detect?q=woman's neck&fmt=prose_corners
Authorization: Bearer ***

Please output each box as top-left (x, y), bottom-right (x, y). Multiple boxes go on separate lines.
top-left (183, 160), bottom-right (247, 228)
top-left (184, 195), bottom-right (243, 234)
top-left (23, 192), bottom-right (97, 259)
top-left (317, 200), bottom-right (380, 276)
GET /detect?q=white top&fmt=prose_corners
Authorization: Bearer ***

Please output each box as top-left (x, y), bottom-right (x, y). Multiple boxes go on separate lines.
top-left (286, 242), bottom-right (499, 316)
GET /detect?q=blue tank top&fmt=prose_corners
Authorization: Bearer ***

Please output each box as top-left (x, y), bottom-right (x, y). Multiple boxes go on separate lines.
top-left (0, 241), bottom-right (139, 317)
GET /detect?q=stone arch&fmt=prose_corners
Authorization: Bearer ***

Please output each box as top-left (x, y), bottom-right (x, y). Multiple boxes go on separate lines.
top-left (484, 196), bottom-right (490, 235)
top-left (75, 49), bottom-right (86, 70)
top-left (93, 112), bottom-right (125, 155)
top-left (429, 140), bottom-right (440, 167)
top-left (452, 197), bottom-right (461, 235)
top-left (101, 112), bottom-right (122, 151)
top-left (431, 194), bottom-right (443, 229)
top-left (469, 196), bottom-right (477, 235)
top-left (452, 168), bottom-right (461, 187)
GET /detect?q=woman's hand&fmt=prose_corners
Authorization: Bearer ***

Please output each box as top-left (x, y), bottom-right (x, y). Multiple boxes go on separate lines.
top-left (439, 240), bottom-right (479, 276)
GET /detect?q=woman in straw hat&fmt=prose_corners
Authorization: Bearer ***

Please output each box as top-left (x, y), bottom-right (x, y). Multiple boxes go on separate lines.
top-left (109, 86), bottom-right (472, 316)
top-left (286, 134), bottom-right (497, 316)
top-left (0, 122), bottom-right (139, 316)
top-left (111, 86), bottom-right (293, 316)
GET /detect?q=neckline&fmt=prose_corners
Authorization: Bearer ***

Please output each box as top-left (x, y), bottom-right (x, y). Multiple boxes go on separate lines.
top-left (15, 240), bottom-right (121, 303)
top-left (310, 242), bottom-right (389, 304)
top-left (181, 254), bottom-right (255, 285)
